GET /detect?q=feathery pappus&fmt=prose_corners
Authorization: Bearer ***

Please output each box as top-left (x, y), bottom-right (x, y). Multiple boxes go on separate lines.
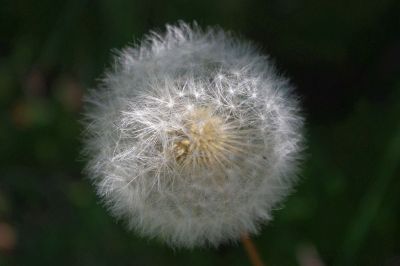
top-left (83, 21), bottom-right (304, 248)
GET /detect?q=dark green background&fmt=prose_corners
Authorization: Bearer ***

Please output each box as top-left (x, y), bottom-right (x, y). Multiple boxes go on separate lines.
top-left (1, 0), bottom-right (399, 265)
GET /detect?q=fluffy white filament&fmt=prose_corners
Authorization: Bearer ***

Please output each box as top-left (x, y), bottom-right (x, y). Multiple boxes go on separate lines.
top-left (83, 22), bottom-right (304, 248)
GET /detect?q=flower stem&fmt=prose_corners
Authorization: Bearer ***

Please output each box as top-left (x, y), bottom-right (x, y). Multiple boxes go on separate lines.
top-left (241, 233), bottom-right (265, 266)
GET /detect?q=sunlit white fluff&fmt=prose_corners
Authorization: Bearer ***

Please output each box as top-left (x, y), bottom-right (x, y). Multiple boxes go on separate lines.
top-left (83, 21), bottom-right (304, 248)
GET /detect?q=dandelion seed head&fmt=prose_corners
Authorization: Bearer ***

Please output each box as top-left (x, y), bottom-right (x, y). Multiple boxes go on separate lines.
top-left (83, 21), bottom-right (304, 248)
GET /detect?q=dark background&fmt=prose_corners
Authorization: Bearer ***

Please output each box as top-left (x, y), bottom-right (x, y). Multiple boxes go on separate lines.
top-left (1, 0), bottom-right (400, 265)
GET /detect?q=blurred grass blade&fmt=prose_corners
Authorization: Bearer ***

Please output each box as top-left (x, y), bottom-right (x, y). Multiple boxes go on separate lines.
top-left (336, 122), bottom-right (400, 265)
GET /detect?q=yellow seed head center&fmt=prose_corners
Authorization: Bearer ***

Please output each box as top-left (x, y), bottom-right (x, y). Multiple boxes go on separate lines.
top-left (172, 108), bottom-right (239, 168)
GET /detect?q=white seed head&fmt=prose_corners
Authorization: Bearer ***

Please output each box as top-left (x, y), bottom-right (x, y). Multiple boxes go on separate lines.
top-left (83, 21), bottom-right (304, 248)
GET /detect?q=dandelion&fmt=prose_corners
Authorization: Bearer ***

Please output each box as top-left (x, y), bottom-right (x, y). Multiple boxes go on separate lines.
top-left (83, 21), bottom-right (304, 248)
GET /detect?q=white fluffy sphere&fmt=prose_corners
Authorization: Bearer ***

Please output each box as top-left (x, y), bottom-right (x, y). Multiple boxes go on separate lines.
top-left (83, 22), bottom-right (304, 248)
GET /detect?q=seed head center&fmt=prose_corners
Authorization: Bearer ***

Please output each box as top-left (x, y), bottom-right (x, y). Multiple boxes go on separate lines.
top-left (172, 108), bottom-right (234, 168)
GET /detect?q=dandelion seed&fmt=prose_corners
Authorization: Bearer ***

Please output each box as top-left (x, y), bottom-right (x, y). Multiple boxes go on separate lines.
top-left (83, 21), bottom-right (304, 248)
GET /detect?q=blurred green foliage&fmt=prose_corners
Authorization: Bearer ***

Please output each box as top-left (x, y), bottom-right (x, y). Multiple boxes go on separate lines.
top-left (0, 0), bottom-right (399, 265)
